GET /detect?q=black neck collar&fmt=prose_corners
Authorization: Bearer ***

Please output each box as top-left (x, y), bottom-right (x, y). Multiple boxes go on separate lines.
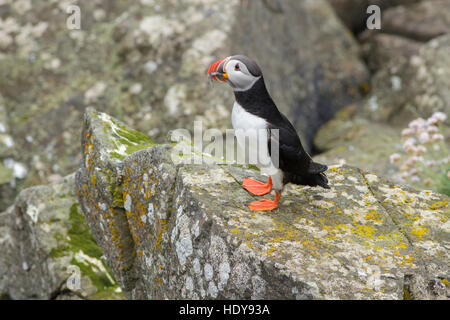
top-left (233, 77), bottom-right (280, 120)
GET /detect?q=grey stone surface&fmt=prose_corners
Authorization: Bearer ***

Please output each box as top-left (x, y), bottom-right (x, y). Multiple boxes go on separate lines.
top-left (75, 109), bottom-right (450, 299)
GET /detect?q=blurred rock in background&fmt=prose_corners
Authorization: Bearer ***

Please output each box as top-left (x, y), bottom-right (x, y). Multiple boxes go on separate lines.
top-left (328, 0), bottom-right (422, 33)
top-left (358, 0), bottom-right (450, 71)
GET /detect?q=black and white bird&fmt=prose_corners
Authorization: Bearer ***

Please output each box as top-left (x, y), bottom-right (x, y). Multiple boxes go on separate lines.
top-left (207, 55), bottom-right (330, 211)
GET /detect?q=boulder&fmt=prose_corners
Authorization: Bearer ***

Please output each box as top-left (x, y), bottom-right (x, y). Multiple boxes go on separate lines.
top-left (360, 33), bottom-right (423, 72)
top-left (75, 109), bottom-right (450, 299)
top-left (0, 98), bottom-right (18, 212)
top-left (0, 164), bottom-right (15, 212)
top-left (360, 34), bottom-right (450, 127)
top-left (313, 104), bottom-right (401, 179)
top-left (359, 0), bottom-right (450, 71)
top-left (315, 34), bottom-right (450, 179)
top-left (378, 0), bottom-right (450, 42)
top-left (0, 174), bottom-right (123, 300)
top-left (327, 0), bottom-right (421, 32)
top-left (0, 0), bottom-right (368, 211)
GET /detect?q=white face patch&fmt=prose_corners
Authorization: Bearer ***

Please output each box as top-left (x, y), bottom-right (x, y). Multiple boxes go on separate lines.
top-left (225, 59), bottom-right (261, 91)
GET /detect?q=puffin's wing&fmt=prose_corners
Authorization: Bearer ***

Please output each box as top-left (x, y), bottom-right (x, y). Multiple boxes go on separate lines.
top-left (268, 117), bottom-right (311, 174)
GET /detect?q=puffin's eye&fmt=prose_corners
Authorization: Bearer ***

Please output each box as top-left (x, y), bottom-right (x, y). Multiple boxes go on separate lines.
top-left (234, 63), bottom-right (241, 71)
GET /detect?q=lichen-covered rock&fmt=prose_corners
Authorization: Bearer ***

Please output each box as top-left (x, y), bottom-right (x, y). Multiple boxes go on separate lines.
top-left (0, 174), bottom-right (123, 300)
top-left (76, 109), bottom-right (450, 300)
top-left (74, 107), bottom-right (153, 295)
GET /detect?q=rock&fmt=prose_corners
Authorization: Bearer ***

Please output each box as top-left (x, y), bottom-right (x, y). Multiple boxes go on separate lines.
top-left (231, 0), bottom-right (369, 146)
top-left (361, 34), bottom-right (450, 127)
top-left (360, 33), bottom-right (423, 72)
top-left (359, 0), bottom-right (450, 71)
top-left (0, 0), bottom-right (368, 211)
top-left (380, 0), bottom-right (450, 42)
top-left (315, 34), bottom-right (450, 178)
top-left (75, 107), bottom-right (154, 295)
top-left (0, 173), bottom-right (123, 300)
top-left (327, 0), bottom-right (421, 32)
top-left (0, 163), bottom-right (15, 212)
top-left (76, 109), bottom-right (450, 299)
top-left (313, 104), bottom-right (401, 178)
top-left (0, 96), bottom-right (18, 212)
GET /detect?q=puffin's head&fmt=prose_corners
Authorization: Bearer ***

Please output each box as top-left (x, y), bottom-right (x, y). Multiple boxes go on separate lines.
top-left (207, 55), bottom-right (262, 91)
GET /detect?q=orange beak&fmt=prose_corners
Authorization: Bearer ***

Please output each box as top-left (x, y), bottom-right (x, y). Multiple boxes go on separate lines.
top-left (207, 57), bottom-right (229, 82)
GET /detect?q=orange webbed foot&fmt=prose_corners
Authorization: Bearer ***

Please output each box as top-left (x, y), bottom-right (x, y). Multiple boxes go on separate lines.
top-left (242, 177), bottom-right (273, 196)
top-left (248, 192), bottom-right (281, 212)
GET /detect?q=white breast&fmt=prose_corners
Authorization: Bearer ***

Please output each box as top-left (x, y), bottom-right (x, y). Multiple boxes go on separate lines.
top-left (231, 101), bottom-right (267, 131)
top-left (231, 102), bottom-right (281, 184)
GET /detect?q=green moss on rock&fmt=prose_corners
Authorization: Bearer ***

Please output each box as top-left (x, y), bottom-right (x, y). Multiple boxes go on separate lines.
top-left (49, 203), bottom-right (123, 299)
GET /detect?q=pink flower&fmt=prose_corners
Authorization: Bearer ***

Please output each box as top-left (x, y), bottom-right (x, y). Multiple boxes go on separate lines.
top-left (400, 163), bottom-right (410, 172)
top-left (427, 126), bottom-right (438, 134)
top-left (432, 134), bottom-right (444, 142)
top-left (403, 138), bottom-right (416, 152)
top-left (431, 112), bottom-right (447, 123)
top-left (408, 118), bottom-right (426, 132)
top-left (427, 117), bottom-right (438, 126)
top-left (407, 157), bottom-right (418, 166)
top-left (426, 160), bottom-right (436, 167)
top-left (419, 132), bottom-right (430, 144)
top-left (415, 146), bottom-right (426, 155)
top-left (406, 145), bottom-right (417, 154)
top-left (401, 128), bottom-right (414, 137)
top-left (390, 153), bottom-right (401, 164)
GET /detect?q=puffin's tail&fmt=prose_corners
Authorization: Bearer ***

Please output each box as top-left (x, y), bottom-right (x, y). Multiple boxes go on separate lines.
top-left (309, 172), bottom-right (330, 189)
top-left (308, 161), bottom-right (330, 189)
top-left (292, 161), bottom-right (330, 189)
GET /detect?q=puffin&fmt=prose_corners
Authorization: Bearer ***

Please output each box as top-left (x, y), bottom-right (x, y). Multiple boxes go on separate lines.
top-left (207, 55), bottom-right (330, 211)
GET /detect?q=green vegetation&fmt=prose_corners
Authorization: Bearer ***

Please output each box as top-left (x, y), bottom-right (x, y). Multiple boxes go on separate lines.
top-left (50, 203), bottom-right (124, 299)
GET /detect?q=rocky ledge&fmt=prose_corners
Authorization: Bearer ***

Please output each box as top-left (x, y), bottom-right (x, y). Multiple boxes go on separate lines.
top-left (73, 109), bottom-right (449, 300)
